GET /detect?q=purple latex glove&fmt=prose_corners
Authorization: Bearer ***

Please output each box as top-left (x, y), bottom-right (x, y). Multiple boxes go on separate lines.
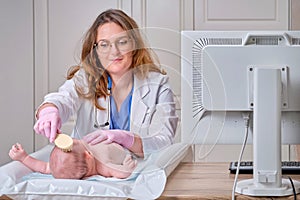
top-left (83, 129), bottom-right (134, 149)
top-left (33, 106), bottom-right (61, 143)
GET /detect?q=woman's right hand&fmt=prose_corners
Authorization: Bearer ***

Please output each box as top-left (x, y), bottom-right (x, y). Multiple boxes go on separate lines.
top-left (33, 105), bottom-right (61, 143)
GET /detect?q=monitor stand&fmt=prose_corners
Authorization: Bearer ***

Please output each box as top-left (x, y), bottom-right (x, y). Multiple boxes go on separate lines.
top-left (236, 67), bottom-right (300, 196)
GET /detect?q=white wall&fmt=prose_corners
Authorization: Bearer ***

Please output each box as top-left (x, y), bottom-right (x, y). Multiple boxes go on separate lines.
top-left (0, 0), bottom-right (296, 165)
top-left (0, 0), bottom-right (34, 165)
top-left (194, 0), bottom-right (289, 30)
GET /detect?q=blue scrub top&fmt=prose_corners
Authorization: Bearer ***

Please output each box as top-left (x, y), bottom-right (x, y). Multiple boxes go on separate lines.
top-left (110, 87), bottom-right (133, 131)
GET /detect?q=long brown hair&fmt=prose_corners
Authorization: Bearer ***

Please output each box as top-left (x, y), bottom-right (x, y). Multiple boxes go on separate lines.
top-left (68, 9), bottom-right (164, 110)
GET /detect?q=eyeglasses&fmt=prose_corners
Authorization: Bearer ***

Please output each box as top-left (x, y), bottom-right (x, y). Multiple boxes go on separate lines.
top-left (94, 36), bottom-right (133, 54)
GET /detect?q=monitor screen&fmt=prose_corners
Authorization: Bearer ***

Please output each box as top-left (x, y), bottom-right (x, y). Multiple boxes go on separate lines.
top-left (181, 31), bottom-right (300, 196)
top-left (181, 31), bottom-right (300, 145)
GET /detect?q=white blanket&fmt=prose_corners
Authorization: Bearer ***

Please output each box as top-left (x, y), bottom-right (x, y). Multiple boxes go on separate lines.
top-left (0, 143), bottom-right (189, 200)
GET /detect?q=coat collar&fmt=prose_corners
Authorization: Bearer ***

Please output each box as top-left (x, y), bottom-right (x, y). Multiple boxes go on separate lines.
top-left (133, 74), bottom-right (150, 99)
top-left (130, 74), bottom-right (150, 132)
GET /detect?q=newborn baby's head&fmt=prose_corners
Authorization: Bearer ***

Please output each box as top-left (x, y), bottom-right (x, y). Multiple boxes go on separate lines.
top-left (49, 139), bottom-right (89, 179)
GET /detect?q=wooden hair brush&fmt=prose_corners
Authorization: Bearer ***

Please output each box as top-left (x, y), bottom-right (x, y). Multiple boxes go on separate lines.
top-left (54, 133), bottom-right (73, 152)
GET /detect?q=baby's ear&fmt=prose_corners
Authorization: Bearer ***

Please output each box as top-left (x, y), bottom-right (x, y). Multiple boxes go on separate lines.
top-left (84, 150), bottom-right (93, 158)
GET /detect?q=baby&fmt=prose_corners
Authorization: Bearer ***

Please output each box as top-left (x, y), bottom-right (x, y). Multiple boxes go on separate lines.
top-left (9, 139), bottom-right (137, 179)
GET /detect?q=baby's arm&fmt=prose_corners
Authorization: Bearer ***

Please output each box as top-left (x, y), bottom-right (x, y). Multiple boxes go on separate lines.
top-left (9, 143), bottom-right (51, 174)
top-left (106, 154), bottom-right (137, 179)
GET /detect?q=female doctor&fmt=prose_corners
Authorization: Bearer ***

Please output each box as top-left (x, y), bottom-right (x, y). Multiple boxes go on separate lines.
top-left (34, 9), bottom-right (178, 158)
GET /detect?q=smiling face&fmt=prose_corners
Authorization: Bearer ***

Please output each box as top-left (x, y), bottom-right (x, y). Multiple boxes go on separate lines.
top-left (95, 22), bottom-right (134, 79)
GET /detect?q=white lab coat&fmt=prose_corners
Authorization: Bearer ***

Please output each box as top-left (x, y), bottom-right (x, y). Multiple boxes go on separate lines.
top-left (42, 69), bottom-right (178, 156)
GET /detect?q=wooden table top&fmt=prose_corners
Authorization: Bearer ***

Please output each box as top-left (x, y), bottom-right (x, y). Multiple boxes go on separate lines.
top-left (1, 162), bottom-right (299, 200)
top-left (159, 162), bottom-right (300, 200)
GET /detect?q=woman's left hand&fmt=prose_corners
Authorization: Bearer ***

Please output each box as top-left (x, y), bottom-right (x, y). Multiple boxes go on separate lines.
top-left (83, 129), bottom-right (134, 149)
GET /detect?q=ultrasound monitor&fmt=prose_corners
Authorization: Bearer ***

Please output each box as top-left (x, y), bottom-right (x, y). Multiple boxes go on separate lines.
top-left (181, 31), bottom-right (300, 196)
